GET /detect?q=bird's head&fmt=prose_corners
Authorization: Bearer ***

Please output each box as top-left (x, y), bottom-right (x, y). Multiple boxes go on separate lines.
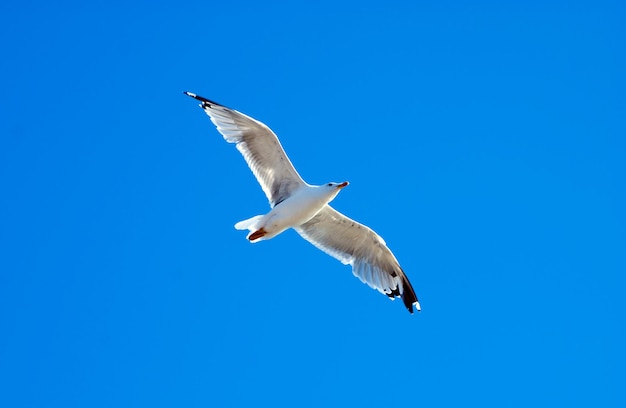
top-left (323, 181), bottom-right (349, 200)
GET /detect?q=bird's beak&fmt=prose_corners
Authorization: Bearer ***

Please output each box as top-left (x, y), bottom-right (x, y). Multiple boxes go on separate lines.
top-left (337, 181), bottom-right (349, 189)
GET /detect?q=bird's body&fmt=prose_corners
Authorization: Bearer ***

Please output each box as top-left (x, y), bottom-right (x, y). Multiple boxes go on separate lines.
top-left (235, 182), bottom-right (348, 242)
top-left (184, 91), bottom-right (421, 313)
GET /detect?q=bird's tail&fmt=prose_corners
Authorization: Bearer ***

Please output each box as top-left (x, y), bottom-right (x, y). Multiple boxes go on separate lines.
top-left (234, 215), bottom-right (264, 232)
top-left (234, 215), bottom-right (268, 243)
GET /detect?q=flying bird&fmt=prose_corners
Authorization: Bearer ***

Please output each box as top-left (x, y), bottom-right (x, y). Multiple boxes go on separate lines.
top-left (184, 92), bottom-right (420, 313)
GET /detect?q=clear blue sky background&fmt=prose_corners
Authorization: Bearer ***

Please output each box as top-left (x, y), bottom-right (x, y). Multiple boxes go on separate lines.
top-left (1, 1), bottom-right (624, 407)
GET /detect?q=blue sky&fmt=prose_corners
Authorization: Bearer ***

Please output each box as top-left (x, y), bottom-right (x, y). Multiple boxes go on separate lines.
top-left (1, 1), bottom-right (624, 407)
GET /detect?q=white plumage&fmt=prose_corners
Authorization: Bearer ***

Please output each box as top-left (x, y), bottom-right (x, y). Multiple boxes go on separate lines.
top-left (185, 92), bottom-right (420, 313)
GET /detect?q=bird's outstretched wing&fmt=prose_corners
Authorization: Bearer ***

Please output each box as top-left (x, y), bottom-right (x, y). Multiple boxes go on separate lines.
top-left (295, 206), bottom-right (420, 313)
top-left (185, 92), bottom-right (305, 207)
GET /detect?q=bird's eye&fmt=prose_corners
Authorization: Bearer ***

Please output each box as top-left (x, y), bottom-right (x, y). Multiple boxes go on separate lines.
top-left (328, 183), bottom-right (332, 186)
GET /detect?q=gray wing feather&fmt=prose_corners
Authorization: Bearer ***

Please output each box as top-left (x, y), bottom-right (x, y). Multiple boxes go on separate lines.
top-left (295, 206), bottom-right (420, 312)
top-left (186, 93), bottom-right (305, 207)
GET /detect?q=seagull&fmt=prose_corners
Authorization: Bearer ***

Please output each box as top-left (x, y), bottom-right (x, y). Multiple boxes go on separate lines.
top-left (184, 92), bottom-right (420, 313)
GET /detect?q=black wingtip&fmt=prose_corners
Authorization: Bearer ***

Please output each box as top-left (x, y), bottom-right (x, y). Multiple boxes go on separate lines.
top-left (400, 274), bottom-right (420, 314)
top-left (183, 91), bottom-right (223, 108)
top-left (183, 91), bottom-right (206, 102)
